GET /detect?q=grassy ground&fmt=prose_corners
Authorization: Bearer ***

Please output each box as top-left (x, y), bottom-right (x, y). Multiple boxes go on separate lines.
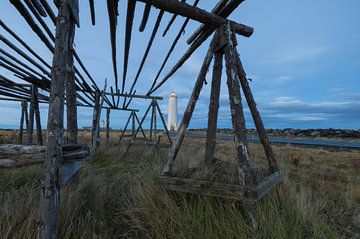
top-left (0, 132), bottom-right (359, 238)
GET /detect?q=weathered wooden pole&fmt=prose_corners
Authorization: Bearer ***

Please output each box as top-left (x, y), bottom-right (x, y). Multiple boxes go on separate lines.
top-left (234, 47), bottom-right (278, 172)
top-left (119, 111), bottom-right (133, 144)
top-left (91, 91), bottom-right (100, 156)
top-left (149, 100), bottom-right (155, 140)
top-left (33, 86), bottom-right (43, 145)
top-left (161, 33), bottom-right (218, 176)
top-left (18, 100), bottom-right (27, 144)
top-left (28, 85), bottom-right (35, 145)
top-left (204, 48), bottom-right (223, 166)
top-left (38, 0), bottom-right (76, 238)
top-left (131, 110), bottom-right (136, 136)
top-left (106, 108), bottom-right (110, 144)
top-left (154, 101), bottom-right (172, 144)
top-left (223, 22), bottom-right (254, 186)
top-left (66, 29), bottom-right (78, 145)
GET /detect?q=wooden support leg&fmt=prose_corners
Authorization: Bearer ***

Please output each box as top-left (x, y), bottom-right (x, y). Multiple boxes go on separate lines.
top-left (28, 85), bottom-right (35, 145)
top-left (223, 22), bottom-right (254, 186)
top-left (233, 47), bottom-right (278, 172)
top-left (18, 100), bottom-right (26, 144)
top-left (91, 92), bottom-right (100, 157)
top-left (125, 103), bottom-right (152, 153)
top-left (149, 101), bottom-right (155, 140)
top-left (153, 102), bottom-right (157, 139)
top-left (205, 50), bottom-right (223, 166)
top-left (161, 32), bottom-right (218, 176)
top-left (154, 101), bottom-right (172, 144)
top-left (33, 86), bottom-right (43, 145)
top-left (134, 112), bottom-right (147, 139)
top-left (132, 110), bottom-right (136, 136)
top-left (66, 36), bottom-right (78, 145)
top-left (106, 108), bottom-right (110, 144)
top-left (119, 111), bottom-right (133, 144)
top-left (38, 1), bottom-right (75, 237)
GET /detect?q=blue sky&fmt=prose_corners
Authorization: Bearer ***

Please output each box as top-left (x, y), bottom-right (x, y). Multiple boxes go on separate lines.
top-left (0, 0), bottom-right (359, 130)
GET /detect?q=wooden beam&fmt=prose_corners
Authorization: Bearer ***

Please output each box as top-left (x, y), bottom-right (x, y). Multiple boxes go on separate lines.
top-left (27, 86), bottom-right (35, 145)
top-left (123, 0), bottom-right (137, 93)
top-left (30, 0), bottom-right (47, 17)
top-left (147, 0), bottom-right (249, 95)
top-left (66, 22), bottom-right (78, 145)
top-left (162, 0), bottom-right (186, 37)
top-left (255, 170), bottom-right (283, 200)
top-left (9, 0), bottom-right (54, 52)
top-left (89, 0), bottom-right (96, 25)
top-left (106, 108), bottom-right (110, 144)
top-left (187, 0), bottom-right (230, 44)
top-left (91, 92), bottom-right (100, 156)
top-left (33, 86), bottom-right (43, 145)
top-left (136, 0), bottom-right (253, 37)
top-left (161, 33), bottom-right (218, 176)
top-left (139, 3), bottom-right (151, 32)
top-left (18, 101), bottom-right (27, 144)
top-left (154, 100), bottom-right (172, 144)
top-left (205, 49), bottom-right (223, 166)
top-left (159, 176), bottom-right (257, 203)
top-left (38, 0), bottom-right (75, 237)
top-left (107, 0), bottom-right (119, 90)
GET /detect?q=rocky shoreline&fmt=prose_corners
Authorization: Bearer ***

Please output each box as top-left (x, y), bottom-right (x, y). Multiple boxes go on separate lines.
top-left (189, 128), bottom-right (360, 139)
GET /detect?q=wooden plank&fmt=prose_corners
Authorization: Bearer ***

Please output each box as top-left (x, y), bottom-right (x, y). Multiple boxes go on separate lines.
top-left (59, 160), bottom-right (83, 186)
top-left (256, 170), bottom-right (283, 200)
top-left (205, 49), bottom-right (223, 166)
top-left (159, 176), bottom-right (257, 203)
top-left (62, 149), bottom-right (90, 161)
top-left (161, 33), bottom-right (218, 176)
top-left (39, 0), bottom-right (75, 237)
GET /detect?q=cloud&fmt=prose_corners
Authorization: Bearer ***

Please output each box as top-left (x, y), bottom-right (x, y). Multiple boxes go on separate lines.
top-left (273, 75), bottom-right (294, 83)
top-left (259, 44), bottom-right (329, 64)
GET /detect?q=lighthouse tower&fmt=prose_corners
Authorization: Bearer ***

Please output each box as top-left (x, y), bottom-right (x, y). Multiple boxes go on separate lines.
top-left (167, 91), bottom-right (178, 131)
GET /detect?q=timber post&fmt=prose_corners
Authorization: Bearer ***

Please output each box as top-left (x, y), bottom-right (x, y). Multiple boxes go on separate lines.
top-left (38, 0), bottom-right (76, 238)
top-left (18, 100), bottom-right (27, 144)
top-left (106, 108), bottom-right (110, 144)
top-left (28, 85), bottom-right (35, 145)
top-left (204, 38), bottom-right (223, 166)
top-left (66, 28), bottom-right (78, 144)
top-left (91, 91), bottom-right (100, 157)
top-left (33, 86), bottom-right (43, 145)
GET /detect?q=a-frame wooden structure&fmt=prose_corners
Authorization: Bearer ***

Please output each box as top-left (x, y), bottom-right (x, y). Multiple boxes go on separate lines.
top-left (159, 22), bottom-right (283, 228)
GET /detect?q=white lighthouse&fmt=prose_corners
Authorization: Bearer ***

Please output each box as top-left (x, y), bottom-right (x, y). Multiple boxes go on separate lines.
top-left (167, 91), bottom-right (178, 131)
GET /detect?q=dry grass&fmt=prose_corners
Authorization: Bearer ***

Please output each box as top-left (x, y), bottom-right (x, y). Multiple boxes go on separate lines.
top-left (0, 130), bottom-right (359, 238)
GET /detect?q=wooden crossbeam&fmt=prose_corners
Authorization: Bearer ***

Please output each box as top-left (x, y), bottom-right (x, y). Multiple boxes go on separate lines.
top-left (136, 0), bottom-right (253, 37)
